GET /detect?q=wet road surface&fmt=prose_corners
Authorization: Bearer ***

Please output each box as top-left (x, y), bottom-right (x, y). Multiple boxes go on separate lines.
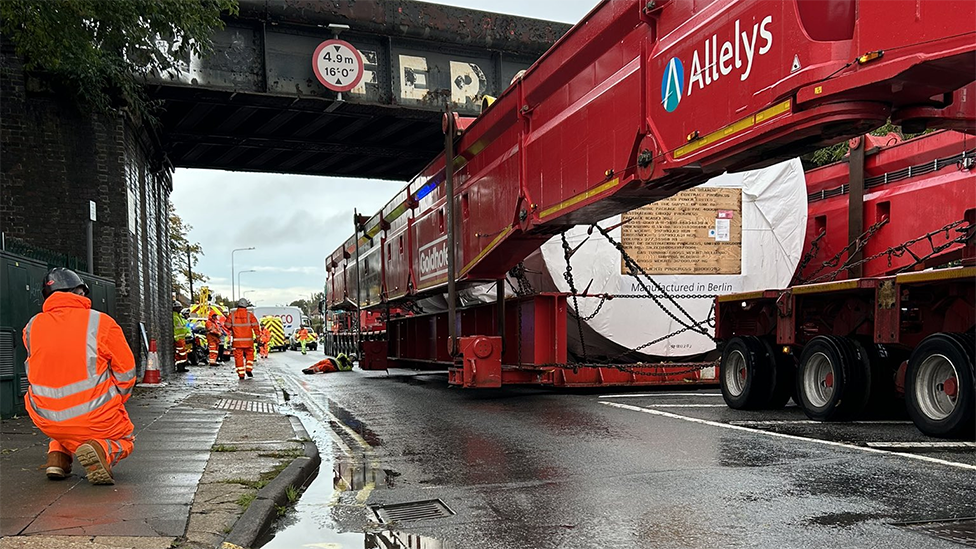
top-left (259, 351), bottom-right (976, 549)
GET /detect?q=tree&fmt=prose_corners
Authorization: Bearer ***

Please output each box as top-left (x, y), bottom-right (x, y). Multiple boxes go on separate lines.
top-left (804, 120), bottom-right (929, 167)
top-left (169, 201), bottom-right (208, 300)
top-left (0, 0), bottom-right (238, 121)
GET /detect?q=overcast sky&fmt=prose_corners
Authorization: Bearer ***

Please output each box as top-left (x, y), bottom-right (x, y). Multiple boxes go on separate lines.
top-left (171, 0), bottom-right (595, 306)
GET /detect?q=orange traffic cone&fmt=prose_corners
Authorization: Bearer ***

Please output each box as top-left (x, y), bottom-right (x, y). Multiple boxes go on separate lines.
top-left (141, 339), bottom-right (161, 384)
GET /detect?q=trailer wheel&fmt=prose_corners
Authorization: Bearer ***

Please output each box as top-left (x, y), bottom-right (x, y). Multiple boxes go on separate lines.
top-left (905, 333), bottom-right (975, 438)
top-left (721, 336), bottom-right (775, 410)
top-left (797, 336), bottom-right (870, 421)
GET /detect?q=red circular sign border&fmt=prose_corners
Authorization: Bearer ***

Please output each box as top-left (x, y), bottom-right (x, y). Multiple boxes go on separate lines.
top-left (312, 39), bottom-right (364, 93)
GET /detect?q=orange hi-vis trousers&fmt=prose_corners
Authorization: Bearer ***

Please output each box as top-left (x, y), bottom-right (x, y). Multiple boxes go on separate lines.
top-left (174, 338), bottom-right (188, 365)
top-left (233, 346), bottom-right (254, 377)
top-left (42, 406), bottom-right (135, 467)
top-left (207, 335), bottom-right (220, 364)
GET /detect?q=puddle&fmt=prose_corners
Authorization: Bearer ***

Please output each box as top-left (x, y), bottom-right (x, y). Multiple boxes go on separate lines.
top-left (328, 400), bottom-right (383, 447)
top-left (260, 405), bottom-right (448, 549)
top-left (806, 511), bottom-right (885, 527)
top-left (335, 459), bottom-right (400, 491)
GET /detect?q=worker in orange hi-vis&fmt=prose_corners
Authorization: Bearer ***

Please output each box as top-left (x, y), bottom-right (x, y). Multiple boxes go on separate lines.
top-left (258, 326), bottom-right (271, 359)
top-left (296, 327), bottom-right (311, 355)
top-left (23, 268), bottom-right (137, 485)
top-left (205, 312), bottom-right (222, 365)
top-left (223, 299), bottom-right (260, 379)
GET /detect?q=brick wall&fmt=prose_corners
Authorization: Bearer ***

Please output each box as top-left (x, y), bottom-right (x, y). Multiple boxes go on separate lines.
top-left (1, 44), bottom-right (176, 374)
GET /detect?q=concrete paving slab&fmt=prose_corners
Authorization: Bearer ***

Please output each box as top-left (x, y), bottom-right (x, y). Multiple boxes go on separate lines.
top-left (0, 535), bottom-right (176, 549)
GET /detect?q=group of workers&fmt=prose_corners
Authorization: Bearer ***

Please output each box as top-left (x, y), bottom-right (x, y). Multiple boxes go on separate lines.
top-left (22, 267), bottom-right (350, 487)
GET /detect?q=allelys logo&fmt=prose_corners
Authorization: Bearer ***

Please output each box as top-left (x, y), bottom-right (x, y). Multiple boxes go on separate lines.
top-left (661, 15), bottom-right (773, 112)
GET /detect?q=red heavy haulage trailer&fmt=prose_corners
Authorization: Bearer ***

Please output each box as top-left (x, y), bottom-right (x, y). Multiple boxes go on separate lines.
top-left (717, 128), bottom-right (974, 438)
top-left (325, 0), bottom-right (976, 433)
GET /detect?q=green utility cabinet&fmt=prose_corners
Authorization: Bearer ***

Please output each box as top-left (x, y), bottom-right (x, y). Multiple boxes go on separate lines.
top-left (0, 251), bottom-right (115, 419)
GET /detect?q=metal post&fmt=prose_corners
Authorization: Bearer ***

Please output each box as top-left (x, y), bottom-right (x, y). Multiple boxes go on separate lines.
top-left (187, 248), bottom-right (194, 300)
top-left (445, 107), bottom-right (458, 357)
top-left (86, 221), bottom-right (94, 274)
top-left (496, 279), bottom-right (505, 354)
top-left (848, 136), bottom-right (865, 279)
top-left (354, 209), bottom-right (362, 356)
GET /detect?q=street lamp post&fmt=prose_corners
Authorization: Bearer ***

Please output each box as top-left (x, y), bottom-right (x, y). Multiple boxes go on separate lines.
top-left (230, 247), bottom-right (255, 301)
top-left (237, 269), bottom-right (256, 301)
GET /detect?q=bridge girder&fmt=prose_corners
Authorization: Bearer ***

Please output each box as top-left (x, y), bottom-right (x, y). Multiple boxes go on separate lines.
top-left (152, 0), bottom-right (571, 180)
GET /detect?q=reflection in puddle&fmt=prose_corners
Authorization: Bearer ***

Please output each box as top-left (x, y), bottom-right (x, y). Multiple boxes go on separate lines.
top-left (335, 459), bottom-right (399, 491)
top-left (366, 530), bottom-right (453, 548)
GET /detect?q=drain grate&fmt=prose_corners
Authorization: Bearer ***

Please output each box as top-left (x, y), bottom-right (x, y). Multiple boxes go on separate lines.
top-left (894, 517), bottom-right (976, 547)
top-left (371, 499), bottom-right (455, 523)
top-left (214, 399), bottom-right (278, 414)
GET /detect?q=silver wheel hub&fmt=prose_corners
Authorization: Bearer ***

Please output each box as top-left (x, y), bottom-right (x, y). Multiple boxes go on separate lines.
top-left (803, 352), bottom-right (835, 409)
top-left (915, 353), bottom-right (959, 421)
top-left (725, 349), bottom-right (747, 397)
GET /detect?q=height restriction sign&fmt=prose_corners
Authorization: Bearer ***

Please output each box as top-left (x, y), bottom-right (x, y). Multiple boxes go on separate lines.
top-left (312, 39), bottom-right (364, 93)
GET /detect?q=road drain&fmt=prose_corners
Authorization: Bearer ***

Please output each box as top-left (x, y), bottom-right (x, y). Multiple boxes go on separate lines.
top-left (893, 517), bottom-right (976, 547)
top-left (214, 398), bottom-right (278, 414)
top-left (370, 499), bottom-right (455, 523)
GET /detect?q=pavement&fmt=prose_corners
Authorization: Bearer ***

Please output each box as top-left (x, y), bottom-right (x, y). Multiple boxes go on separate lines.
top-left (0, 355), bottom-right (320, 549)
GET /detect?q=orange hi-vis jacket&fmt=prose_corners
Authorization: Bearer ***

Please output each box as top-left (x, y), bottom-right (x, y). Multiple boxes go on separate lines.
top-left (206, 318), bottom-right (222, 337)
top-left (296, 328), bottom-right (311, 342)
top-left (23, 292), bottom-right (137, 429)
top-left (224, 308), bottom-right (260, 349)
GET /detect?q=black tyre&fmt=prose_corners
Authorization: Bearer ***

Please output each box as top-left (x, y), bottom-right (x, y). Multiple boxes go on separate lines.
top-left (761, 338), bottom-right (796, 409)
top-left (853, 338), bottom-right (908, 419)
top-left (796, 336), bottom-right (870, 421)
top-left (721, 336), bottom-right (776, 410)
top-left (905, 333), bottom-right (975, 438)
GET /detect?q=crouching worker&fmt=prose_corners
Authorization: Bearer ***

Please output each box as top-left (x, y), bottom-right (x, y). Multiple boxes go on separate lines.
top-left (24, 268), bottom-right (137, 485)
top-left (301, 353), bottom-right (353, 374)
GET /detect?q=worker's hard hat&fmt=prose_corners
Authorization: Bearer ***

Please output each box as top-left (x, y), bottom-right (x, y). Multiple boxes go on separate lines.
top-left (42, 268), bottom-right (90, 298)
top-left (236, 298), bottom-right (249, 308)
top-left (173, 300), bottom-right (184, 311)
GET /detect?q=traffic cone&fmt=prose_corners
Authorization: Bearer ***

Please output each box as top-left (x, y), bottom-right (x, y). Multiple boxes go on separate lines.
top-left (141, 339), bottom-right (161, 384)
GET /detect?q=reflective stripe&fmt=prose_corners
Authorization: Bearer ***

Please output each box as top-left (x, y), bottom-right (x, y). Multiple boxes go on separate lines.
top-left (86, 311), bottom-right (101, 378)
top-left (28, 385), bottom-right (119, 422)
top-left (117, 382), bottom-right (133, 398)
top-left (105, 440), bottom-right (116, 465)
top-left (23, 315), bottom-right (38, 375)
top-left (115, 368), bottom-right (136, 382)
top-left (30, 368), bottom-right (111, 398)
top-left (235, 337), bottom-right (254, 342)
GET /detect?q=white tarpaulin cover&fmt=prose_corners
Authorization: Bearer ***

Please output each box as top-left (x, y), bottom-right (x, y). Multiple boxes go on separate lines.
top-left (531, 158), bottom-right (808, 359)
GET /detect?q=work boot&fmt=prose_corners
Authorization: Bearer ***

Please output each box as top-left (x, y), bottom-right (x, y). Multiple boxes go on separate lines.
top-left (238, 375), bottom-right (245, 380)
top-left (75, 441), bottom-right (113, 485)
top-left (246, 370), bottom-right (253, 378)
top-left (45, 451), bottom-right (72, 480)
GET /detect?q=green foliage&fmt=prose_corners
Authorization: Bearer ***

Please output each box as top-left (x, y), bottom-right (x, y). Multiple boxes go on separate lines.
top-left (170, 201), bottom-right (208, 299)
top-left (0, 0), bottom-right (237, 120)
top-left (235, 492), bottom-right (256, 509)
top-left (804, 120), bottom-right (931, 167)
top-left (285, 485), bottom-right (299, 503)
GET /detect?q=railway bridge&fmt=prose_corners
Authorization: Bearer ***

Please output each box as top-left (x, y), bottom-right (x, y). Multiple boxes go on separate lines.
top-left (0, 0), bottom-right (569, 369)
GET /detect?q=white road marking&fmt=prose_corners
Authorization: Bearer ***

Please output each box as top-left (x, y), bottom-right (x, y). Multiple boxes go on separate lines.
top-left (601, 401), bottom-right (976, 471)
top-left (646, 404), bottom-right (729, 408)
top-left (866, 441), bottom-right (976, 449)
top-left (730, 420), bottom-right (913, 426)
top-left (599, 392), bottom-right (724, 399)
